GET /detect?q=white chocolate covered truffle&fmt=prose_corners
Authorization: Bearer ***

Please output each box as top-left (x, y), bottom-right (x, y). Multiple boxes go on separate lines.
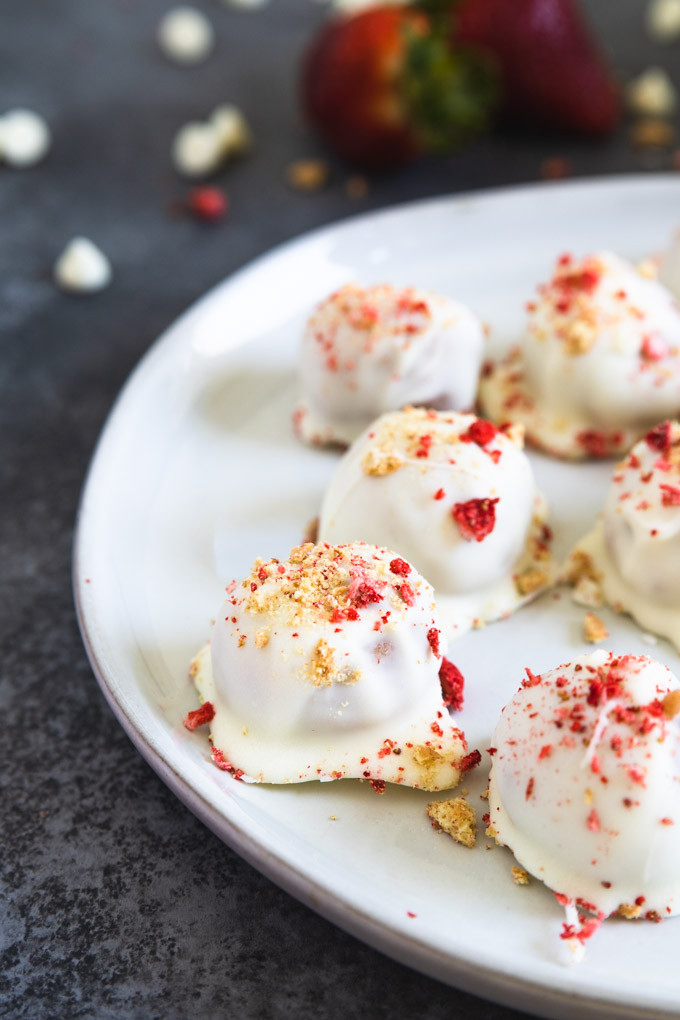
top-left (566, 421), bottom-right (680, 651)
top-left (189, 541), bottom-right (475, 790)
top-left (480, 252), bottom-right (680, 460)
top-left (293, 283), bottom-right (485, 448)
top-left (488, 651), bottom-right (680, 936)
top-left (318, 408), bottom-right (555, 637)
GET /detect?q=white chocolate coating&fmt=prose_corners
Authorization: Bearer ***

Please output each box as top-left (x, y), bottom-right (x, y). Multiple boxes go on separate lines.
top-left (489, 651), bottom-right (680, 920)
top-left (191, 542), bottom-right (470, 789)
top-left (567, 421), bottom-right (680, 651)
top-left (319, 408), bottom-right (555, 638)
top-left (480, 252), bottom-right (680, 459)
top-left (659, 229), bottom-right (680, 302)
top-left (294, 283), bottom-right (484, 447)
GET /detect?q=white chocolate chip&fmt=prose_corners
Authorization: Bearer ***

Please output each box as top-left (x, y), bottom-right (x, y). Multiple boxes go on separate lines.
top-left (647, 0), bottom-right (680, 41)
top-left (210, 104), bottom-right (252, 157)
top-left (54, 238), bottom-right (112, 294)
top-left (626, 68), bottom-right (677, 118)
top-left (172, 120), bottom-right (223, 176)
top-left (0, 109), bottom-right (51, 167)
top-left (157, 6), bottom-right (215, 64)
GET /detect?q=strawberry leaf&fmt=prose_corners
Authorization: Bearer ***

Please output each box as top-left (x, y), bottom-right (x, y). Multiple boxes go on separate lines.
top-left (402, 27), bottom-right (499, 151)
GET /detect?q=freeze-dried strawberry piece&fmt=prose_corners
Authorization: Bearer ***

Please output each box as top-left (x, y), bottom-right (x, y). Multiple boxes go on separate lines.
top-left (452, 497), bottom-right (499, 541)
top-left (439, 658), bottom-right (465, 711)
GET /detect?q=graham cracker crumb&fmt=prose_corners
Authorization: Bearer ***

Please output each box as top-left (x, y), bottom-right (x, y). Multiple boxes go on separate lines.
top-left (516, 567), bottom-right (549, 596)
top-left (361, 450), bottom-right (404, 476)
top-left (345, 175), bottom-right (368, 199)
top-left (618, 903), bottom-right (642, 919)
top-left (287, 158), bottom-right (329, 191)
top-left (572, 574), bottom-right (602, 608)
top-left (502, 422), bottom-right (525, 448)
top-left (563, 318), bottom-right (597, 356)
top-left (254, 631), bottom-right (269, 649)
top-left (583, 611), bottom-right (609, 643)
top-left (511, 866), bottom-right (530, 886)
top-left (427, 797), bottom-right (476, 848)
top-left (307, 638), bottom-right (336, 687)
top-left (662, 689), bottom-right (680, 719)
top-left (563, 549), bottom-right (599, 585)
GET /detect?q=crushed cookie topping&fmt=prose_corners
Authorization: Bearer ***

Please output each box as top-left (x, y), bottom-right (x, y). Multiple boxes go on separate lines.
top-left (309, 284), bottom-right (433, 372)
top-left (427, 797), bottom-right (476, 848)
top-left (240, 543), bottom-right (422, 627)
top-left (356, 406), bottom-right (518, 472)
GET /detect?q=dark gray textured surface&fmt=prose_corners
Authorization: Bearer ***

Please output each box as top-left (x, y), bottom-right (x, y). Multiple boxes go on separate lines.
top-left (1, 2), bottom-right (677, 1017)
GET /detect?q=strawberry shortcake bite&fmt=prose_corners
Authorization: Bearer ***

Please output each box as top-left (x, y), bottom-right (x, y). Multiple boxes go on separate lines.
top-left (488, 651), bottom-right (680, 954)
top-left (319, 407), bottom-right (555, 637)
top-left (566, 421), bottom-right (680, 651)
top-left (293, 283), bottom-right (484, 447)
top-left (480, 252), bottom-right (680, 459)
top-left (187, 541), bottom-right (477, 790)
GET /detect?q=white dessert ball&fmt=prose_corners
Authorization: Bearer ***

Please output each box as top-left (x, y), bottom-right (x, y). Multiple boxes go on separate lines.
top-left (294, 283), bottom-right (485, 448)
top-left (489, 651), bottom-right (680, 924)
top-left (568, 421), bottom-right (680, 651)
top-left (480, 252), bottom-right (680, 459)
top-left (319, 408), bottom-right (554, 637)
top-left (190, 542), bottom-right (474, 790)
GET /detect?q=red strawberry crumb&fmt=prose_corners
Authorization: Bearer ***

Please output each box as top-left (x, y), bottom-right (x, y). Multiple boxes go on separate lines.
top-left (439, 658), bottom-right (465, 711)
top-left (434, 487), bottom-right (445, 500)
top-left (389, 557), bottom-right (411, 576)
top-left (397, 582), bottom-right (415, 606)
top-left (522, 668), bottom-right (541, 688)
top-left (188, 186), bottom-right (228, 222)
top-left (646, 422), bottom-right (672, 452)
top-left (661, 818), bottom-right (674, 825)
top-left (660, 484), bottom-right (680, 507)
top-left (211, 746), bottom-right (243, 779)
top-left (460, 749), bottom-right (482, 773)
top-left (430, 721), bottom-right (444, 737)
top-left (641, 335), bottom-right (667, 361)
top-left (587, 809), bottom-right (600, 833)
top-left (427, 627), bottom-right (441, 657)
top-left (407, 910), bottom-right (416, 918)
top-left (466, 419), bottom-right (498, 446)
top-left (576, 429), bottom-right (609, 458)
top-left (538, 745), bottom-right (552, 759)
top-left (452, 497), bottom-right (499, 542)
top-left (183, 702), bottom-right (215, 731)
top-left (369, 780), bottom-right (386, 794)
top-left (525, 777), bottom-right (535, 800)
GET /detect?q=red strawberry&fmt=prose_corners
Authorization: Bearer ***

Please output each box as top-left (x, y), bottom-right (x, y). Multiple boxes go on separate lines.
top-left (453, 0), bottom-right (620, 135)
top-left (301, 5), bottom-right (497, 170)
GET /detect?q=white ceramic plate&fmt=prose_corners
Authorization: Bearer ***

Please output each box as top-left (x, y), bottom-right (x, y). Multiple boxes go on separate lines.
top-left (74, 176), bottom-right (680, 1020)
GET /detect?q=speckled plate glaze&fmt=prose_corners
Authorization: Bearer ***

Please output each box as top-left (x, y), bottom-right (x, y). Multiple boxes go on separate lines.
top-left (74, 176), bottom-right (680, 1020)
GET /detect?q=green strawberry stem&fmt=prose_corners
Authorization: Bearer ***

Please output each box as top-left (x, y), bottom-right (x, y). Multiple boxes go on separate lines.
top-left (402, 22), bottom-right (499, 152)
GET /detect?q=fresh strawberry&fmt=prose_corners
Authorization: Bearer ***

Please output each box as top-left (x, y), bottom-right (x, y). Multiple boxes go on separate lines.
top-left (453, 0), bottom-right (620, 135)
top-left (301, 5), bottom-right (497, 170)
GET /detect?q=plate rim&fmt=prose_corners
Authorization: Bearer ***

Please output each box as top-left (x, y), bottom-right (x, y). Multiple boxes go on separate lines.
top-left (73, 173), bottom-right (680, 1020)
